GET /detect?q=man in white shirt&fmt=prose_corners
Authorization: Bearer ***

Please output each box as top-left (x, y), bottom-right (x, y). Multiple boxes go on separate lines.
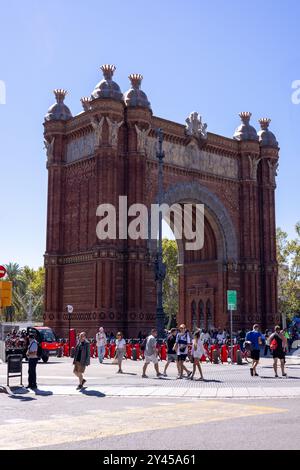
top-left (142, 329), bottom-right (162, 378)
top-left (95, 327), bottom-right (107, 363)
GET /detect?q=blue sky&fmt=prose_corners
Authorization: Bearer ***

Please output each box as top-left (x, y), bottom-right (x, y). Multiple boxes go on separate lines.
top-left (0, 0), bottom-right (299, 268)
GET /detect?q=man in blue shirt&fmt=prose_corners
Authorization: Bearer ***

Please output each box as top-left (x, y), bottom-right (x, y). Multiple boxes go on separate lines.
top-left (245, 324), bottom-right (263, 377)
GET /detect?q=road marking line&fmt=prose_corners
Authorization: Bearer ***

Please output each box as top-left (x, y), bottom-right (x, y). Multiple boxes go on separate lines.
top-left (0, 400), bottom-right (287, 450)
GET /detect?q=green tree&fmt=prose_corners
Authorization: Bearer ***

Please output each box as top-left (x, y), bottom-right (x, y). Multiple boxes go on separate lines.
top-left (162, 238), bottom-right (179, 329)
top-left (1, 263), bottom-right (45, 322)
top-left (277, 224), bottom-right (300, 322)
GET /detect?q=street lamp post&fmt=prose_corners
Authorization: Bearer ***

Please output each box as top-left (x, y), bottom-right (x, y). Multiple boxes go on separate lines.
top-left (66, 305), bottom-right (73, 356)
top-left (155, 128), bottom-right (166, 339)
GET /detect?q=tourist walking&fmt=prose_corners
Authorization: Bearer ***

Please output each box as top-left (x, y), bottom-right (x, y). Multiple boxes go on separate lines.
top-left (175, 324), bottom-right (192, 379)
top-left (73, 332), bottom-right (90, 390)
top-left (269, 326), bottom-right (287, 378)
top-left (142, 329), bottom-right (162, 378)
top-left (115, 332), bottom-right (126, 373)
top-left (191, 330), bottom-right (207, 380)
top-left (26, 333), bottom-right (39, 390)
top-left (163, 328), bottom-right (178, 377)
top-left (245, 324), bottom-right (263, 377)
top-left (264, 329), bottom-right (270, 356)
top-left (96, 327), bottom-right (107, 363)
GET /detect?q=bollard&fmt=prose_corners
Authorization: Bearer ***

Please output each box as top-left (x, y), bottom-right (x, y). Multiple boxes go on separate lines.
top-left (110, 344), bottom-right (116, 359)
top-left (212, 349), bottom-right (219, 364)
top-left (221, 344), bottom-right (228, 363)
top-left (57, 346), bottom-right (63, 358)
top-left (232, 344), bottom-right (240, 363)
top-left (236, 349), bottom-right (243, 365)
top-left (135, 344), bottom-right (141, 360)
top-left (132, 347), bottom-right (137, 361)
top-left (70, 347), bottom-right (75, 358)
top-left (160, 344), bottom-right (167, 361)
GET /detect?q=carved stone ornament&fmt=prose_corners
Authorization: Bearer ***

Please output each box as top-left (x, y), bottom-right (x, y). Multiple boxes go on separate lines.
top-left (145, 137), bottom-right (238, 179)
top-left (248, 155), bottom-right (261, 180)
top-left (268, 160), bottom-right (279, 185)
top-left (106, 117), bottom-right (123, 148)
top-left (44, 136), bottom-right (55, 162)
top-left (135, 124), bottom-right (150, 153)
top-left (185, 111), bottom-right (208, 140)
top-left (91, 116), bottom-right (105, 146)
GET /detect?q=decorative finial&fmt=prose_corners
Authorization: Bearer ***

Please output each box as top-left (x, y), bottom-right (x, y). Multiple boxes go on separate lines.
top-left (258, 118), bottom-right (271, 130)
top-left (54, 89), bottom-right (67, 103)
top-left (239, 111), bottom-right (252, 123)
top-left (185, 112), bottom-right (208, 140)
top-left (81, 97), bottom-right (91, 112)
top-left (100, 64), bottom-right (116, 81)
top-left (129, 73), bottom-right (143, 89)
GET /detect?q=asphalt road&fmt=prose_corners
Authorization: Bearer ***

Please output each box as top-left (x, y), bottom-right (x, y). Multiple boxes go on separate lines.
top-left (1, 354), bottom-right (299, 450)
top-left (0, 393), bottom-right (299, 450)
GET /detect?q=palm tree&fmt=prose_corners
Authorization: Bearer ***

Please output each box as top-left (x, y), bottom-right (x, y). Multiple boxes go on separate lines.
top-left (4, 263), bottom-right (26, 320)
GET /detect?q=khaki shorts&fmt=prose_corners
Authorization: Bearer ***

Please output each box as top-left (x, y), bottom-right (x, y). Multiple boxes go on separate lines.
top-left (73, 362), bottom-right (86, 374)
top-left (145, 354), bottom-right (158, 365)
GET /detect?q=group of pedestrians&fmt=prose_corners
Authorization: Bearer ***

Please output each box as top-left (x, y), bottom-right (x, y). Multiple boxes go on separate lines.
top-left (245, 324), bottom-right (288, 378)
top-left (23, 322), bottom-right (294, 390)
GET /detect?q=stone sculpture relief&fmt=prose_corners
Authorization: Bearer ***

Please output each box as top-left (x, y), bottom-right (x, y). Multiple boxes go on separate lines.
top-left (268, 160), bottom-right (279, 185)
top-left (91, 116), bottom-right (105, 146)
top-left (248, 155), bottom-right (261, 180)
top-left (145, 136), bottom-right (238, 179)
top-left (106, 117), bottom-right (123, 148)
top-left (135, 124), bottom-right (150, 153)
top-left (44, 137), bottom-right (55, 162)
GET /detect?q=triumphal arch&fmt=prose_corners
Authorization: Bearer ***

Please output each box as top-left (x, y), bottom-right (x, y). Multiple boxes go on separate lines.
top-left (43, 65), bottom-right (279, 337)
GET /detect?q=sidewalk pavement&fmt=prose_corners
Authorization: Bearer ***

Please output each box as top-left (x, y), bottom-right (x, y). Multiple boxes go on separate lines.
top-left (1, 355), bottom-right (299, 399)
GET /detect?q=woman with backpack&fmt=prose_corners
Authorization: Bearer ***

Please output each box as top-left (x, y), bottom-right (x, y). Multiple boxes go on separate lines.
top-left (269, 325), bottom-right (287, 378)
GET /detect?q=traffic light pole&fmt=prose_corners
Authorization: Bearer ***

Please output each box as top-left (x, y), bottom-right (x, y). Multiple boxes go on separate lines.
top-left (155, 129), bottom-right (166, 339)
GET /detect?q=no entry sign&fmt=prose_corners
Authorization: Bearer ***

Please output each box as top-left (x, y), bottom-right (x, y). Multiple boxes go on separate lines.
top-left (0, 266), bottom-right (6, 279)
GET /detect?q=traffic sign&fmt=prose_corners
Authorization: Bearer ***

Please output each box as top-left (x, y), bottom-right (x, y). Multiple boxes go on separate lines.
top-left (227, 290), bottom-right (237, 311)
top-left (0, 281), bottom-right (12, 307)
top-left (67, 305), bottom-right (74, 314)
top-left (0, 265), bottom-right (6, 279)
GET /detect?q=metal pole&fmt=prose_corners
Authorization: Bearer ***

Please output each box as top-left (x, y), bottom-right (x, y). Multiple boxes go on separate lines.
top-left (230, 309), bottom-right (233, 363)
top-left (68, 313), bottom-right (71, 357)
top-left (28, 292), bottom-right (33, 324)
top-left (155, 128), bottom-right (166, 339)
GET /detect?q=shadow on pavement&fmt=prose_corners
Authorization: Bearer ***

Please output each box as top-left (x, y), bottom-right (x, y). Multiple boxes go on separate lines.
top-left (80, 388), bottom-right (106, 397)
top-left (33, 389), bottom-right (53, 396)
top-left (9, 394), bottom-right (36, 402)
top-left (118, 372), bottom-right (137, 376)
top-left (202, 379), bottom-right (222, 383)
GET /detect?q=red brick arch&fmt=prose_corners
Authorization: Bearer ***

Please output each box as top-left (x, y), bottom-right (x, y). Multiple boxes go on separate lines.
top-left (44, 87), bottom-right (279, 337)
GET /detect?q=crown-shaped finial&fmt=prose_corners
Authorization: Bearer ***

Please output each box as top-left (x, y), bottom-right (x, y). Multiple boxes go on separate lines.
top-left (54, 89), bottom-right (67, 103)
top-left (239, 111), bottom-right (252, 123)
top-left (129, 73), bottom-right (143, 89)
top-left (258, 118), bottom-right (271, 130)
top-left (81, 97), bottom-right (91, 112)
top-left (100, 64), bottom-right (116, 80)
